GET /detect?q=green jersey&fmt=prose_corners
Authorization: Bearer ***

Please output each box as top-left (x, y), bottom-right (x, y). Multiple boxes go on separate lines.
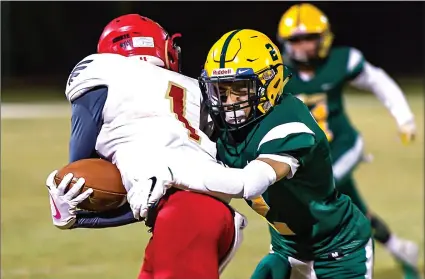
top-left (217, 94), bottom-right (371, 260)
top-left (284, 46), bottom-right (364, 147)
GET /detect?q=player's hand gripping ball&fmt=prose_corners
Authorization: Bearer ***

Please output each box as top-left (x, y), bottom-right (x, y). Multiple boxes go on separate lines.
top-left (55, 159), bottom-right (127, 212)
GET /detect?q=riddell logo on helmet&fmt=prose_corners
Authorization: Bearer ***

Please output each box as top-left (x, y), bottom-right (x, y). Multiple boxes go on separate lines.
top-left (211, 68), bottom-right (234, 76)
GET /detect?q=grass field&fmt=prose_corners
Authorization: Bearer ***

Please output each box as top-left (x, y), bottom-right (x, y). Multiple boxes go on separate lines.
top-left (1, 90), bottom-right (424, 279)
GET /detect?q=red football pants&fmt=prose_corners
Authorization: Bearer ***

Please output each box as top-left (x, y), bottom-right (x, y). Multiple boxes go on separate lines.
top-left (138, 190), bottom-right (235, 279)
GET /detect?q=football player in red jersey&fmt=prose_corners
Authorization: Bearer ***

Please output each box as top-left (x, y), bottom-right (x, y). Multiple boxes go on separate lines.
top-left (45, 14), bottom-right (246, 279)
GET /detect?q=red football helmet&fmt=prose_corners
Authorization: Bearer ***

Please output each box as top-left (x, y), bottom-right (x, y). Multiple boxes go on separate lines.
top-left (97, 14), bottom-right (182, 73)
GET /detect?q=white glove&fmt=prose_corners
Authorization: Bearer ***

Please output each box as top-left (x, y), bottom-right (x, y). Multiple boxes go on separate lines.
top-left (45, 170), bottom-right (93, 229)
top-left (399, 120), bottom-right (416, 145)
top-left (126, 167), bottom-right (173, 220)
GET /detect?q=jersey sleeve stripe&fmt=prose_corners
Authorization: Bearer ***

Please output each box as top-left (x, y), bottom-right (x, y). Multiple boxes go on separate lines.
top-left (257, 122), bottom-right (315, 151)
top-left (347, 48), bottom-right (364, 75)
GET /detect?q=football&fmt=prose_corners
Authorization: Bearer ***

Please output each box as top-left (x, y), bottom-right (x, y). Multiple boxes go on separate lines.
top-left (55, 158), bottom-right (127, 212)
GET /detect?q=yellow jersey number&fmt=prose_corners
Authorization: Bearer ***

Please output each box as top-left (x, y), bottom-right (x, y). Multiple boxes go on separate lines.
top-left (297, 93), bottom-right (333, 142)
top-left (250, 196), bottom-right (296, 236)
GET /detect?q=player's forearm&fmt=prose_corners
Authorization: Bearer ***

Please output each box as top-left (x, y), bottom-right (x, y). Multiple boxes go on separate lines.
top-left (176, 159), bottom-right (277, 200)
top-left (350, 62), bottom-right (415, 127)
top-left (71, 204), bottom-right (140, 229)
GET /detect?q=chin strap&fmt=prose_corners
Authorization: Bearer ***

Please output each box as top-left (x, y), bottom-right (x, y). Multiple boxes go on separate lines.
top-left (282, 72), bottom-right (293, 88)
top-left (274, 72), bottom-right (293, 105)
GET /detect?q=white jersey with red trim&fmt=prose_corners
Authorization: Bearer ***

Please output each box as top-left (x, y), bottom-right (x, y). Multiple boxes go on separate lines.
top-left (65, 53), bottom-right (217, 191)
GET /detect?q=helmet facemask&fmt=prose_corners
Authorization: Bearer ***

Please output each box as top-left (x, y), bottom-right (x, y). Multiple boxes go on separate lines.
top-left (199, 65), bottom-right (281, 146)
top-left (283, 32), bottom-right (333, 67)
top-left (165, 33), bottom-right (182, 73)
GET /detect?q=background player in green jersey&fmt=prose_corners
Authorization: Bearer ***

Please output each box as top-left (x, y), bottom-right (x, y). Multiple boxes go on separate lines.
top-left (194, 29), bottom-right (374, 279)
top-left (276, 3), bottom-right (419, 278)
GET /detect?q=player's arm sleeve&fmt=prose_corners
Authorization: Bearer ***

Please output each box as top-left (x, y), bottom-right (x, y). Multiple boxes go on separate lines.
top-left (68, 89), bottom-right (140, 230)
top-left (347, 48), bottom-right (415, 127)
top-left (179, 122), bottom-right (315, 200)
top-left (69, 87), bottom-right (107, 162)
top-left (71, 204), bottom-right (140, 229)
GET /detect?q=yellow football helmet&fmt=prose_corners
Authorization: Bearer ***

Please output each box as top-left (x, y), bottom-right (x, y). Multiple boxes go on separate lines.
top-left (199, 29), bottom-right (291, 139)
top-left (277, 3), bottom-right (334, 63)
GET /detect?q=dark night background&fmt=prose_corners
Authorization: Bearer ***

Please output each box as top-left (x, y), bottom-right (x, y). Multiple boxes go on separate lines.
top-left (1, 1), bottom-right (424, 89)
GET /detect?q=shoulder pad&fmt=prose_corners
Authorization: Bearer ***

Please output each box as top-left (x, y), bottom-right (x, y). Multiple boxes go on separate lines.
top-left (65, 53), bottom-right (125, 102)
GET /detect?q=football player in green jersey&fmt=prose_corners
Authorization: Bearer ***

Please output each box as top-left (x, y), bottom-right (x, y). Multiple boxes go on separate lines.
top-left (194, 29), bottom-right (374, 279)
top-left (276, 3), bottom-right (419, 278)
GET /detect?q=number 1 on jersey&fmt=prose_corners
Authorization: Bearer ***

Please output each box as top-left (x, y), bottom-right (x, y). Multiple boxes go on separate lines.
top-left (166, 82), bottom-right (201, 142)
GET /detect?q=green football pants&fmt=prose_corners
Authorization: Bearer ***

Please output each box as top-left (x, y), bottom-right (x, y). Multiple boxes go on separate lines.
top-left (250, 239), bottom-right (374, 279)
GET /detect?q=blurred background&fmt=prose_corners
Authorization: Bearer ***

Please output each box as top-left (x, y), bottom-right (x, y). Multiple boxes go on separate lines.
top-left (1, 2), bottom-right (424, 279)
top-left (1, 1), bottom-right (424, 90)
